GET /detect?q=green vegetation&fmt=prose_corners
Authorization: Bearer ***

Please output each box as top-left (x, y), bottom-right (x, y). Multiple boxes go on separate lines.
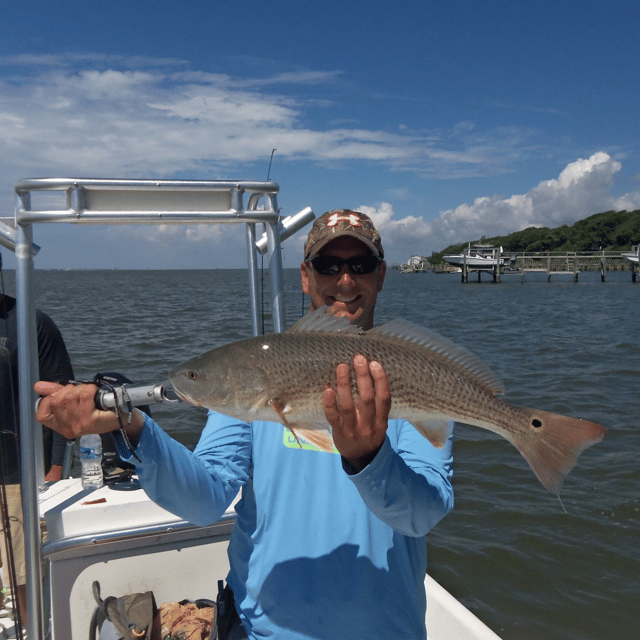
top-left (429, 209), bottom-right (640, 264)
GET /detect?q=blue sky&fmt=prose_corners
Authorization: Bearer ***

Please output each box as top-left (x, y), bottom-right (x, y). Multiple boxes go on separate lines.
top-left (1, 0), bottom-right (639, 269)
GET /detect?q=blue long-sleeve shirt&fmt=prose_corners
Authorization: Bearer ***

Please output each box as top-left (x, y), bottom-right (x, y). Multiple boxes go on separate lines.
top-left (118, 411), bottom-right (454, 639)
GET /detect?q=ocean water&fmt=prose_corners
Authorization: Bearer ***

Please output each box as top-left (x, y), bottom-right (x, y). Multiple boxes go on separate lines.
top-left (4, 267), bottom-right (639, 640)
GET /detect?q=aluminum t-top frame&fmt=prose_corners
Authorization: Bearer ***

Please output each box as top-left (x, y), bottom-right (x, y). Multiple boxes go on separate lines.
top-left (12, 177), bottom-right (313, 639)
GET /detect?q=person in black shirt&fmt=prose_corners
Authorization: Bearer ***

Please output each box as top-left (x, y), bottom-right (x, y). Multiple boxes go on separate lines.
top-left (0, 251), bottom-right (74, 628)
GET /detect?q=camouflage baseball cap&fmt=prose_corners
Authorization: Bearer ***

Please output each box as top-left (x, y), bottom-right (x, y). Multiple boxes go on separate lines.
top-left (304, 209), bottom-right (384, 260)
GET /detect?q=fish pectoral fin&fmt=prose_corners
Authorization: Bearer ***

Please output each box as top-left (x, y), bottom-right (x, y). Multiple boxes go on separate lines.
top-left (269, 398), bottom-right (304, 448)
top-left (269, 397), bottom-right (290, 417)
top-left (411, 419), bottom-right (454, 449)
top-left (296, 428), bottom-right (336, 453)
top-left (269, 397), bottom-right (337, 453)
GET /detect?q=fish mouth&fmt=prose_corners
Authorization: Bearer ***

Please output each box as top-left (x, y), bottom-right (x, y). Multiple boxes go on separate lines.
top-left (171, 386), bottom-right (200, 407)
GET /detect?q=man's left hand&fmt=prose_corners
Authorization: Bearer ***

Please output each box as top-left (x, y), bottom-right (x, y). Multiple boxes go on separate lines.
top-left (323, 354), bottom-right (391, 473)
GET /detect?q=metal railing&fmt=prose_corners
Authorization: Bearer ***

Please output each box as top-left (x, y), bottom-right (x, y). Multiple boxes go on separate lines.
top-left (12, 177), bottom-right (314, 639)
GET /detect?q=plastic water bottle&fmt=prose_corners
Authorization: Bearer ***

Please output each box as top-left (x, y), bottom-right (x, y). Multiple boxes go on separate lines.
top-left (79, 434), bottom-right (104, 490)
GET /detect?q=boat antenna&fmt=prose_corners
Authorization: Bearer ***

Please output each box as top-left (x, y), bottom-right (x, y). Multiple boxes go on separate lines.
top-left (263, 149), bottom-right (277, 332)
top-left (267, 149), bottom-right (277, 181)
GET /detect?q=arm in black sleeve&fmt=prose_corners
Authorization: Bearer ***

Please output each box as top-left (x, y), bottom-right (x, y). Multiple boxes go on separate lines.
top-left (36, 309), bottom-right (75, 470)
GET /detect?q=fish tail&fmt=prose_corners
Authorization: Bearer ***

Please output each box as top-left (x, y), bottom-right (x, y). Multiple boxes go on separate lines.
top-left (512, 408), bottom-right (606, 494)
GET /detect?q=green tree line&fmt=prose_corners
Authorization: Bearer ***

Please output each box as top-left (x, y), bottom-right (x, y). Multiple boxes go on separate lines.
top-left (430, 208), bottom-right (640, 264)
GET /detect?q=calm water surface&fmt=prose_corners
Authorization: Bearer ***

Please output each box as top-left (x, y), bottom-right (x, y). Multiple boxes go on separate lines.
top-left (5, 268), bottom-right (639, 640)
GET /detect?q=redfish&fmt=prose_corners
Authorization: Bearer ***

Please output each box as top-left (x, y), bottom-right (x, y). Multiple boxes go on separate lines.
top-left (169, 308), bottom-right (606, 494)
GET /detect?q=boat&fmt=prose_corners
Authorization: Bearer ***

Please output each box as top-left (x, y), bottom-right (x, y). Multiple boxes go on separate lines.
top-left (442, 244), bottom-right (506, 270)
top-left (622, 245), bottom-right (639, 263)
top-left (38, 478), bottom-right (501, 640)
top-left (9, 177), bottom-right (502, 640)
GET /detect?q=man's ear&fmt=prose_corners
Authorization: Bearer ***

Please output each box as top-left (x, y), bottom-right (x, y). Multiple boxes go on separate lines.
top-left (377, 260), bottom-right (387, 292)
top-left (300, 262), bottom-right (311, 295)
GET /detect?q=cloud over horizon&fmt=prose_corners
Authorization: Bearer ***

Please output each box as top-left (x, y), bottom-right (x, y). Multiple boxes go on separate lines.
top-left (358, 152), bottom-right (640, 259)
top-left (0, 57), bottom-right (555, 195)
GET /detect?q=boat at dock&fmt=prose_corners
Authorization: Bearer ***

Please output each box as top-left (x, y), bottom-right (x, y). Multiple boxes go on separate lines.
top-left (7, 177), bottom-right (502, 640)
top-left (442, 244), bottom-right (506, 270)
top-left (622, 245), bottom-right (639, 263)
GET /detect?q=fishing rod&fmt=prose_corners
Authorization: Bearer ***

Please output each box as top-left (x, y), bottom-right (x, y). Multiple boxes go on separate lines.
top-left (94, 383), bottom-right (179, 410)
top-left (35, 382), bottom-right (180, 413)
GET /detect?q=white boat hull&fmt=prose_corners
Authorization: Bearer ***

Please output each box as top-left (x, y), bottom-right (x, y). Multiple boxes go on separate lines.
top-left (442, 255), bottom-right (504, 269)
top-left (41, 478), bottom-right (501, 640)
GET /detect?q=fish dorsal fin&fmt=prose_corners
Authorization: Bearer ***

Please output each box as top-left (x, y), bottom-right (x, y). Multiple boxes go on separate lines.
top-left (368, 319), bottom-right (505, 395)
top-left (287, 306), bottom-right (364, 334)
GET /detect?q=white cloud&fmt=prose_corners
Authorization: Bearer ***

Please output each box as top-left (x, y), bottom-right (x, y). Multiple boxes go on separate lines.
top-left (0, 59), bottom-right (547, 199)
top-left (427, 152), bottom-right (640, 248)
top-left (354, 203), bottom-right (434, 260)
top-left (355, 152), bottom-right (640, 262)
top-left (0, 69), bottom-right (322, 200)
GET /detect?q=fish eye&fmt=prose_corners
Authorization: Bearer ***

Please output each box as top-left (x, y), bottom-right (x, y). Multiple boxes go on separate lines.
top-left (188, 370), bottom-right (198, 380)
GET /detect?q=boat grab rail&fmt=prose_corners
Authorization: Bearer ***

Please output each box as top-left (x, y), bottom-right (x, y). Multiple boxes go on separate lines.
top-left (0, 217), bottom-right (40, 254)
top-left (15, 178), bottom-right (280, 225)
top-left (42, 512), bottom-right (236, 562)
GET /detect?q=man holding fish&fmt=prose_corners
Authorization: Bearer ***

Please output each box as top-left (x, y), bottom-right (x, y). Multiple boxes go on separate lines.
top-left (36, 210), bottom-right (456, 639)
top-left (35, 210), bottom-right (605, 639)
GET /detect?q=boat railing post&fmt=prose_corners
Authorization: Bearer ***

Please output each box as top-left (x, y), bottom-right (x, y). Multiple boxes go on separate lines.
top-left (462, 244), bottom-right (468, 283)
top-left (246, 222), bottom-right (261, 336)
top-left (15, 206), bottom-right (47, 640)
top-left (265, 221), bottom-right (286, 333)
top-left (262, 194), bottom-right (286, 333)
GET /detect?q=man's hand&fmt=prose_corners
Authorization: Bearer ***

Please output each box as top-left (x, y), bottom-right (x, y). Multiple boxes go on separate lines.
top-left (34, 381), bottom-right (144, 440)
top-left (323, 354), bottom-right (391, 473)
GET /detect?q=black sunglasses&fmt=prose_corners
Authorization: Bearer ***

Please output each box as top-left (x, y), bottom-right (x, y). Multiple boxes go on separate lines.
top-left (307, 255), bottom-right (381, 276)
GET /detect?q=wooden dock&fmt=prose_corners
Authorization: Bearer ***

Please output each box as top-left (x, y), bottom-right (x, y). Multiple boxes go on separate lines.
top-left (459, 246), bottom-right (640, 283)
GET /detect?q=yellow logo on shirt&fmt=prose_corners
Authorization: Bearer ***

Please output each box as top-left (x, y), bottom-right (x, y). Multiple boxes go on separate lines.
top-left (283, 431), bottom-right (338, 454)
